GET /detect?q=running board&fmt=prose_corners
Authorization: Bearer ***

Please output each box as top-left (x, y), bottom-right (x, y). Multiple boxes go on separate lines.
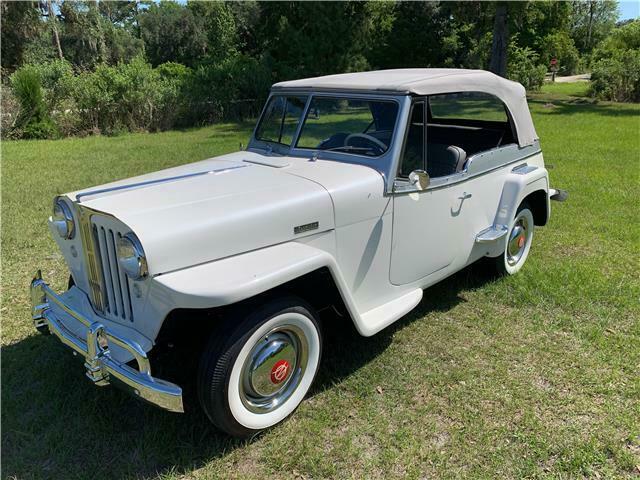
top-left (359, 289), bottom-right (423, 336)
top-left (475, 225), bottom-right (508, 244)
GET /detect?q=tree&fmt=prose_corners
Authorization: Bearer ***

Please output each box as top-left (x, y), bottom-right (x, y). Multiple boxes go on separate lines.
top-left (570, 0), bottom-right (618, 54)
top-left (490, 2), bottom-right (509, 76)
top-left (138, 2), bottom-right (207, 67)
top-left (257, 1), bottom-right (393, 80)
top-left (55, 1), bottom-right (143, 68)
top-left (1, 1), bottom-right (41, 72)
top-left (45, 0), bottom-right (64, 60)
top-left (227, 0), bottom-right (261, 54)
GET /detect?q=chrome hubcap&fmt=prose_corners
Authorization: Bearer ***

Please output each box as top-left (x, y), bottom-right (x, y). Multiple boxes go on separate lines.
top-left (240, 325), bottom-right (308, 414)
top-left (506, 215), bottom-right (529, 266)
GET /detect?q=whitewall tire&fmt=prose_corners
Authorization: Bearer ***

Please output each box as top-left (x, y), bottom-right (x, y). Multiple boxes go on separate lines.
top-left (494, 204), bottom-right (535, 275)
top-left (197, 297), bottom-right (322, 437)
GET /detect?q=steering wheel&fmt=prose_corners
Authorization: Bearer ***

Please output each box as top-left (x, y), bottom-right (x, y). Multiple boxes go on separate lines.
top-left (344, 133), bottom-right (387, 154)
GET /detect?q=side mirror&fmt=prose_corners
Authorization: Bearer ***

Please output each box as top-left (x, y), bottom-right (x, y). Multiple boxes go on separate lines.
top-left (408, 170), bottom-right (430, 190)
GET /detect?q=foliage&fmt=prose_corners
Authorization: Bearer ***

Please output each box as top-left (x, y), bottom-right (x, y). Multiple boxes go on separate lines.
top-left (0, 84), bottom-right (21, 139)
top-left (589, 21), bottom-right (640, 102)
top-left (59, 1), bottom-right (113, 68)
top-left (9, 65), bottom-right (58, 139)
top-left (0, 1), bottom-right (41, 71)
top-left (69, 56), bottom-right (164, 134)
top-left (540, 31), bottom-right (581, 75)
top-left (1, 0), bottom-right (636, 140)
top-left (139, 2), bottom-right (208, 68)
top-left (187, 55), bottom-right (271, 124)
top-left (570, 0), bottom-right (619, 54)
top-left (507, 42), bottom-right (547, 90)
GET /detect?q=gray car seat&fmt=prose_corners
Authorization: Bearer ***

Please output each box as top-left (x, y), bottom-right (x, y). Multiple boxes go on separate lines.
top-left (426, 144), bottom-right (467, 178)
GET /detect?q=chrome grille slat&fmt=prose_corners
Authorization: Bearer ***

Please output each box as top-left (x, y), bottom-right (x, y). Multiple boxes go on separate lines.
top-left (78, 207), bottom-right (134, 323)
top-left (105, 229), bottom-right (126, 319)
top-left (80, 212), bottom-right (105, 312)
top-left (115, 232), bottom-right (134, 321)
top-left (97, 226), bottom-right (116, 316)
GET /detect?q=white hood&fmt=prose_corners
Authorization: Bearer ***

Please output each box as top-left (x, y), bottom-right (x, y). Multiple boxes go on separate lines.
top-left (69, 151), bottom-right (379, 275)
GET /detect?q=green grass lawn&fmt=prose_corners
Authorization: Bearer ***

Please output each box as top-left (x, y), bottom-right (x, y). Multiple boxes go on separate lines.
top-left (540, 81), bottom-right (591, 98)
top-left (2, 87), bottom-right (639, 479)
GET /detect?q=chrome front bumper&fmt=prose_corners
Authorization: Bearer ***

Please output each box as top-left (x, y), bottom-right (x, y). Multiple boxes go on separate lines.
top-left (30, 270), bottom-right (183, 413)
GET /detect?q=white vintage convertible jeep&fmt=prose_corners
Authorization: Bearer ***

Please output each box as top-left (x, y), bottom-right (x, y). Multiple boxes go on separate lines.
top-left (31, 69), bottom-right (566, 437)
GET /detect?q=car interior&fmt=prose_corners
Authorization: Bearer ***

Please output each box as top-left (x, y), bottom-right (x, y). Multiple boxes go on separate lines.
top-left (399, 93), bottom-right (517, 179)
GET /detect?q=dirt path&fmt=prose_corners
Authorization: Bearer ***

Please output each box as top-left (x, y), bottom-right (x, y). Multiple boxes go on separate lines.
top-left (554, 73), bottom-right (591, 83)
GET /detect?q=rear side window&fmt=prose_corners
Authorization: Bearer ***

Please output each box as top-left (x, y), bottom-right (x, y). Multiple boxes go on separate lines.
top-left (429, 92), bottom-right (508, 122)
top-left (427, 92), bottom-right (517, 158)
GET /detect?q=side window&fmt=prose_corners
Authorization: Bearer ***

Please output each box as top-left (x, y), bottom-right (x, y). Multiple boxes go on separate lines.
top-left (399, 101), bottom-right (424, 178)
top-left (426, 92), bottom-right (516, 178)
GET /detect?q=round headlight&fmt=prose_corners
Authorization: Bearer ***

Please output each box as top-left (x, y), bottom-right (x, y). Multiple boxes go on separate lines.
top-left (117, 233), bottom-right (148, 280)
top-left (52, 198), bottom-right (75, 239)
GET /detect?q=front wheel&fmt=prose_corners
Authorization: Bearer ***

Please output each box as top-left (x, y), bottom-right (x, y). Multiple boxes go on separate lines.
top-left (197, 297), bottom-right (322, 438)
top-left (492, 204), bottom-right (535, 276)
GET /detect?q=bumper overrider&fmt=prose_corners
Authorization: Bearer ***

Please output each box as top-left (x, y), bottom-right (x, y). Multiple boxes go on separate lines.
top-left (30, 270), bottom-right (183, 413)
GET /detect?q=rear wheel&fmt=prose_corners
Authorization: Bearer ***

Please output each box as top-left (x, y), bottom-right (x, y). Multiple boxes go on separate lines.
top-left (492, 203), bottom-right (535, 276)
top-left (197, 297), bottom-right (322, 438)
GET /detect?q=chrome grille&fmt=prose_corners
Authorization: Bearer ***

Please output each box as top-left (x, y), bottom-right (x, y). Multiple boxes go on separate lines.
top-left (79, 209), bottom-right (134, 322)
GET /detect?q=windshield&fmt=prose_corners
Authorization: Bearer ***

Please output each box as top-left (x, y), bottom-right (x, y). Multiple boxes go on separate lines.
top-left (255, 95), bottom-right (307, 146)
top-left (296, 97), bottom-right (399, 157)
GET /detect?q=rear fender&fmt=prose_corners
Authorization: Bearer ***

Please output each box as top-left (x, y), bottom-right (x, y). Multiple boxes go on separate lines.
top-left (477, 165), bottom-right (549, 257)
top-left (494, 165), bottom-right (549, 228)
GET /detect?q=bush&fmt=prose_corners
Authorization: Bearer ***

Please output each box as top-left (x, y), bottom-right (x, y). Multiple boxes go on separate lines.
top-left (154, 62), bottom-right (192, 130)
top-left (71, 56), bottom-right (162, 134)
top-left (0, 82), bottom-right (20, 139)
top-left (186, 55), bottom-right (271, 124)
top-left (590, 50), bottom-right (640, 102)
top-left (507, 44), bottom-right (547, 90)
top-left (540, 32), bottom-right (581, 75)
top-left (589, 20), bottom-right (640, 102)
top-left (29, 59), bottom-right (74, 109)
top-left (9, 65), bottom-right (58, 139)
top-left (5, 55), bottom-right (272, 138)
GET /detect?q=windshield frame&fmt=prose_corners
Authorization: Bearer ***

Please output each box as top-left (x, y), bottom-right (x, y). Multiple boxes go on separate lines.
top-left (251, 92), bottom-right (404, 160)
top-left (249, 91), bottom-right (411, 193)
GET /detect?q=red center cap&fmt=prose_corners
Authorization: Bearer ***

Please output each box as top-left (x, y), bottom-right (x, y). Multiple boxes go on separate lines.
top-left (518, 235), bottom-right (525, 248)
top-left (270, 360), bottom-right (290, 384)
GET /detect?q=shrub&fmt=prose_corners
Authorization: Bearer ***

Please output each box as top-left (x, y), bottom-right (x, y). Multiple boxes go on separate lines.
top-left (589, 20), bottom-right (640, 102)
top-left (507, 44), bottom-right (547, 90)
top-left (590, 50), bottom-right (640, 102)
top-left (29, 59), bottom-right (75, 110)
top-left (540, 32), bottom-right (581, 75)
top-left (71, 56), bottom-right (162, 134)
top-left (187, 55), bottom-right (271, 124)
top-left (9, 65), bottom-right (58, 139)
top-left (154, 62), bottom-right (192, 130)
top-left (1, 83), bottom-right (20, 139)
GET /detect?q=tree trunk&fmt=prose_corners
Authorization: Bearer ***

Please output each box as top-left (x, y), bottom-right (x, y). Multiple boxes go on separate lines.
top-left (489, 2), bottom-right (509, 77)
top-left (47, 0), bottom-right (63, 60)
top-left (587, 0), bottom-right (594, 50)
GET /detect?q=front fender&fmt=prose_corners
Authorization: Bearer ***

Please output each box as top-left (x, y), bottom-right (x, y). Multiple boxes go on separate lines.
top-left (153, 241), bottom-right (361, 319)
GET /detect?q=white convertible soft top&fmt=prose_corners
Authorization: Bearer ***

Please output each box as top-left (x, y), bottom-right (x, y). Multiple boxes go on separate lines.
top-left (273, 69), bottom-right (538, 147)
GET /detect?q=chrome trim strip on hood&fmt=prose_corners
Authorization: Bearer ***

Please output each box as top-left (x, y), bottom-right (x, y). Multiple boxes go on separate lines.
top-left (76, 165), bottom-right (248, 202)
